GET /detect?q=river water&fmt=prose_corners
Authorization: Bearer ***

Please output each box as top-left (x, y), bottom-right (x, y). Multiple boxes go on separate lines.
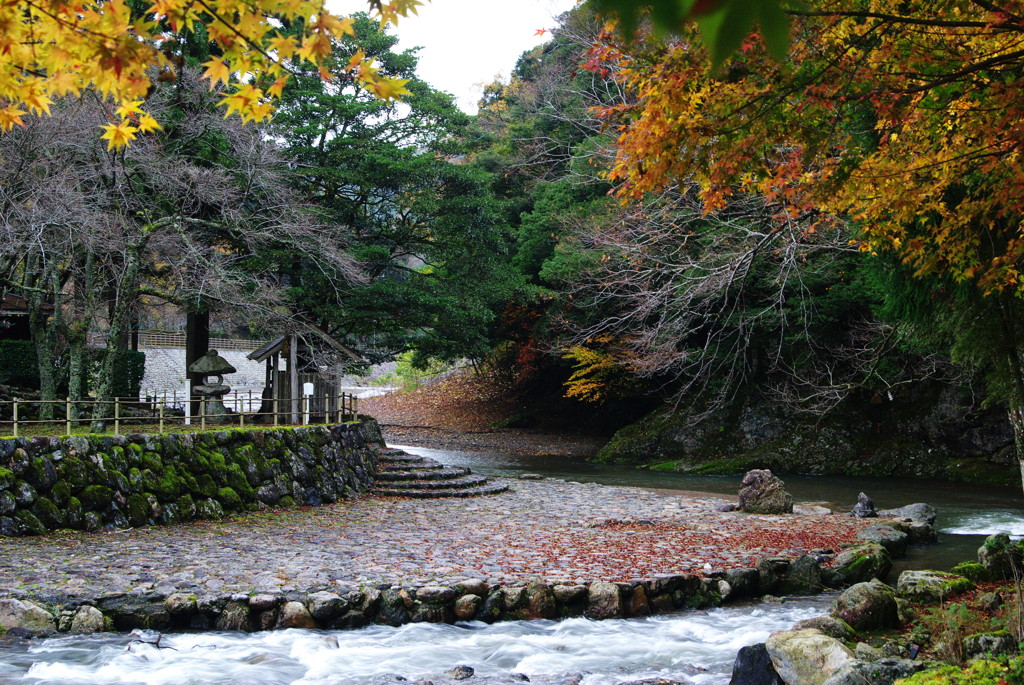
top-left (0, 445), bottom-right (1021, 685)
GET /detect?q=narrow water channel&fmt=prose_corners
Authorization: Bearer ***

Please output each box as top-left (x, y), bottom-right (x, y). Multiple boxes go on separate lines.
top-left (0, 445), bottom-right (1020, 684)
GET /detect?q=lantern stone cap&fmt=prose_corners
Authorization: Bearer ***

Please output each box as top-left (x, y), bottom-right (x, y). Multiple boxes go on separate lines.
top-left (188, 349), bottom-right (237, 375)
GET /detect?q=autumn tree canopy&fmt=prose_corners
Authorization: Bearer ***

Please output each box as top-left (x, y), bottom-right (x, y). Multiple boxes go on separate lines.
top-left (0, 0), bottom-right (420, 147)
top-left (594, 0), bottom-right (1024, 295)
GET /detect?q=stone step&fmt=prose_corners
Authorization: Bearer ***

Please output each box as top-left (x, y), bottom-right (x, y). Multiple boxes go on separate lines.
top-left (371, 481), bottom-right (510, 499)
top-left (375, 467), bottom-right (472, 482)
top-left (378, 453), bottom-right (428, 464)
top-left (374, 474), bottom-right (490, 490)
top-left (374, 456), bottom-right (442, 466)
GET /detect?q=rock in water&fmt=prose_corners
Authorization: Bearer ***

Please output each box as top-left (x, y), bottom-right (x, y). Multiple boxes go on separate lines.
top-left (730, 643), bottom-right (784, 684)
top-left (851, 492), bottom-right (877, 518)
top-left (738, 470), bottom-right (793, 514)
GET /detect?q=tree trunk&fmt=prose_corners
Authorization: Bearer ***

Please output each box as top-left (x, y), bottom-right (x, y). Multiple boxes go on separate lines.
top-left (186, 309), bottom-right (210, 418)
top-left (997, 297), bottom-right (1024, 496)
top-left (91, 233), bottom-right (148, 427)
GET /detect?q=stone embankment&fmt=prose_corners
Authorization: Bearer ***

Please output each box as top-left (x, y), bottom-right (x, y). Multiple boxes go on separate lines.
top-left (0, 422), bottom-right (382, 536)
top-left (0, 463), bottom-right (934, 640)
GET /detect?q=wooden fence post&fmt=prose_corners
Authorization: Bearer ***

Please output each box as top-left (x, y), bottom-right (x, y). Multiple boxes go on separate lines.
top-left (200, 397), bottom-right (206, 430)
top-left (66, 397), bottom-right (71, 436)
top-left (159, 403), bottom-right (164, 434)
top-left (12, 399), bottom-right (18, 438)
top-left (114, 397), bottom-right (120, 435)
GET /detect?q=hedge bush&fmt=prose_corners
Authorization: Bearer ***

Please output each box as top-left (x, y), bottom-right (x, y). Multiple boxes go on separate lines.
top-left (0, 342), bottom-right (145, 397)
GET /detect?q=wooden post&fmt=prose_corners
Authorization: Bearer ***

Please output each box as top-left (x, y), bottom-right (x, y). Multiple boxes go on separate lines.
top-left (159, 403), bottom-right (164, 434)
top-left (239, 401), bottom-right (245, 428)
top-left (273, 396), bottom-right (279, 427)
top-left (66, 397), bottom-right (71, 436)
top-left (323, 393), bottom-right (329, 425)
top-left (200, 396), bottom-right (206, 430)
top-left (353, 395), bottom-right (359, 421)
top-left (114, 397), bottom-right (120, 435)
top-left (289, 333), bottom-right (299, 424)
top-left (13, 399), bottom-right (18, 438)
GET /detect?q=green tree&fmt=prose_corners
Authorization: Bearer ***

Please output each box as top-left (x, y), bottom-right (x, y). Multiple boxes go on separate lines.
top-left (271, 15), bottom-right (518, 365)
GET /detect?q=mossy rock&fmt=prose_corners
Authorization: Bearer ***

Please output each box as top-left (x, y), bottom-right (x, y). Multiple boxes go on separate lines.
top-left (31, 497), bottom-right (62, 529)
top-left (279, 495), bottom-right (296, 507)
top-left (127, 467), bottom-right (144, 494)
top-left (60, 458), bottom-right (96, 490)
top-left (149, 466), bottom-right (181, 501)
top-left (224, 464), bottom-right (254, 499)
top-left (14, 509), bottom-right (47, 535)
top-left (65, 497), bottom-right (84, 530)
top-left (898, 657), bottom-right (1024, 684)
top-left (79, 485), bottom-right (114, 511)
top-left (106, 469), bottom-right (129, 495)
top-left (194, 474), bottom-right (217, 498)
top-left (950, 561), bottom-right (990, 583)
top-left (49, 480), bottom-right (73, 507)
top-left (0, 467), bottom-right (13, 489)
top-left (140, 452), bottom-right (162, 472)
top-left (83, 511), bottom-right (103, 531)
top-left (105, 448), bottom-right (128, 473)
top-left (195, 497), bottom-right (224, 519)
top-left (896, 570), bottom-right (974, 603)
top-left (178, 471), bottom-right (197, 491)
top-left (25, 457), bottom-right (56, 490)
top-left (217, 487), bottom-right (242, 511)
top-left (126, 493), bottom-right (150, 527)
top-left (175, 494), bottom-right (196, 521)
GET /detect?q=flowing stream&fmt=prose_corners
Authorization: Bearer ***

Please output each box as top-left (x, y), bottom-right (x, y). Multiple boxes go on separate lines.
top-left (0, 445), bottom-right (1021, 684)
top-left (0, 599), bottom-right (832, 685)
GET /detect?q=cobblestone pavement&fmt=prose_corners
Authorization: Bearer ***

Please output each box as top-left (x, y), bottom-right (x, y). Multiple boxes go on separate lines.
top-left (0, 478), bottom-right (872, 601)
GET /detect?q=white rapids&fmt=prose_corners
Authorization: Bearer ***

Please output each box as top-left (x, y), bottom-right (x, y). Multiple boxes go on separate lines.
top-left (0, 598), bottom-right (831, 685)
top-left (939, 509), bottom-right (1024, 537)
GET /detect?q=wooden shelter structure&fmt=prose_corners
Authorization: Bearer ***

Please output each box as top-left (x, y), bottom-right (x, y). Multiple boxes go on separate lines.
top-left (248, 333), bottom-right (362, 423)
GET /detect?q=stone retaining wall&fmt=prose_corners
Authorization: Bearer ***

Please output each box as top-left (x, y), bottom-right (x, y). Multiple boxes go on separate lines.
top-left (0, 421), bottom-right (383, 537)
top-left (0, 547), bottom-right (892, 637)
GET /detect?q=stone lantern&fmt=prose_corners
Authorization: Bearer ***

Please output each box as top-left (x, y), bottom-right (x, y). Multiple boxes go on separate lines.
top-left (187, 349), bottom-right (237, 417)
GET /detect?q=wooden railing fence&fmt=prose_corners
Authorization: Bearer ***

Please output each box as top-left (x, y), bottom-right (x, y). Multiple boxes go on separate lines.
top-left (2, 391), bottom-right (359, 437)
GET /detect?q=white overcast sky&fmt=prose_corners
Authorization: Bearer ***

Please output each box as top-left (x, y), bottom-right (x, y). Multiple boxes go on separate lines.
top-left (329, 0), bottom-right (578, 113)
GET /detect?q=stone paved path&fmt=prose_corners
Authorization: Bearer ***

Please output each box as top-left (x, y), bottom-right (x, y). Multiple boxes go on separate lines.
top-left (0, 478), bottom-right (871, 601)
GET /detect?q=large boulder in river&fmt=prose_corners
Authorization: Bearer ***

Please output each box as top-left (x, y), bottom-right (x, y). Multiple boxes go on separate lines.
top-left (827, 543), bottom-right (892, 587)
top-left (896, 570), bottom-right (974, 604)
top-left (876, 503), bottom-right (937, 525)
top-left (738, 470), bottom-right (793, 514)
top-left (851, 492), bottom-right (877, 518)
top-left (830, 580), bottom-right (901, 632)
top-left (977, 533), bottom-right (1023, 580)
top-left (0, 598), bottom-right (55, 636)
top-left (765, 628), bottom-right (855, 685)
top-left (855, 526), bottom-right (908, 558)
top-left (730, 643), bottom-right (784, 684)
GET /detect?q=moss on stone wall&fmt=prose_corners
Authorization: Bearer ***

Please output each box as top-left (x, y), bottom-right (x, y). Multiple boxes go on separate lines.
top-left (0, 422), bottom-right (382, 537)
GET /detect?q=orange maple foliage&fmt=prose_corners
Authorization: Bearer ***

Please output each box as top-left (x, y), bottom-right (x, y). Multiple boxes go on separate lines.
top-left (590, 0), bottom-right (1024, 295)
top-left (0, 0), bottom-right (420, 148)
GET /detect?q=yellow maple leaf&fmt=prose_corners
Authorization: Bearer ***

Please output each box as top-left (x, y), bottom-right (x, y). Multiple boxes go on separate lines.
top-left (100, 121), bottom-right (138, 150)
top-left (202, 58), bottom-right (232, 88)
top-left (367, 76), bottom-right (411, 101)
top-left (136, 112), bottom-right (163, 133)
top-left (115, 99), bottom-right (145, 120)
top-left (266, 75), bottom-right (290, 98)
top-left (0, 106), bottom-right (26, 131)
